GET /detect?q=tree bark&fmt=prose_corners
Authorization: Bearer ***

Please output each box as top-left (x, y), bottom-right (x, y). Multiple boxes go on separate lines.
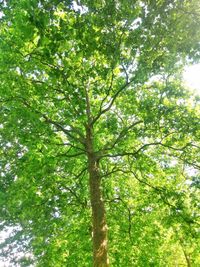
top-left (86, 125), bottom-right (109, 267)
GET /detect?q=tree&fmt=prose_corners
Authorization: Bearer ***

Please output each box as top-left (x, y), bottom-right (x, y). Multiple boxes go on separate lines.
top-left (0, 0), bottom-right (200, 266)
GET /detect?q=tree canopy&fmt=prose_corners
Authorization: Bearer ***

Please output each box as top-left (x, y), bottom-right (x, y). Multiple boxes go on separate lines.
top-left (0, 0), bottom-right (200, 266)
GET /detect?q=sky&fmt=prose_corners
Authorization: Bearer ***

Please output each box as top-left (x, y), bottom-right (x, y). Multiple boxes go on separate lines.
top-left (183, 63), bottom-right (200, 95)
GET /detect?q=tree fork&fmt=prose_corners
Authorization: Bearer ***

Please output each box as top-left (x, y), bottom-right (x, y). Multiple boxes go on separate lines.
top-left (86, 125), bottom-right (109, 267)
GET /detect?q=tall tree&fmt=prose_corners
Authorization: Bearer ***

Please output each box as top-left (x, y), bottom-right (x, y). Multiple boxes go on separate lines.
top-left (0, 0), bottom-right (200, 266)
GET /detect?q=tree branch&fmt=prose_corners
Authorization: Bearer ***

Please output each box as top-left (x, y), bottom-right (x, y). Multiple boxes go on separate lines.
top-left (92, 78), bottom-right (135, 125)
top-left (100, 141), bottom-right (194, 159)
top-left (17, 97), bottom-right (86, 145)
top-left (102, 120), bottom-right (143, 152)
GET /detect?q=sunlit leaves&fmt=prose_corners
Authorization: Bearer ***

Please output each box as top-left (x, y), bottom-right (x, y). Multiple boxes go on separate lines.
top-left (0, 0), bottom-right (200, 266)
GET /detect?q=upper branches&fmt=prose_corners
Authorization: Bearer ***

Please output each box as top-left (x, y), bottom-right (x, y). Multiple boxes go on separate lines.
top-left (91, 77), bottom-right (135, 126)
top-left (100, 141), bottom-right (197, 159)
top-left (4, 96), bottom-right (87, 146)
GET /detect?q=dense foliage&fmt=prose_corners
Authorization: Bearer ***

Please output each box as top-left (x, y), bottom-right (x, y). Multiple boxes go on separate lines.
top-left (0, 0), bottom-right (200, 266)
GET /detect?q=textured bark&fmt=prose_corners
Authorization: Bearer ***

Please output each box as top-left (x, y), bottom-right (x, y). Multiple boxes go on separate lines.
top-left (86, 126), bottom-right (109, 267)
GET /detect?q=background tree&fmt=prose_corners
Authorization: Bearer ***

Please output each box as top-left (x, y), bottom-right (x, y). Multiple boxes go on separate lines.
top-left (0, 0), bottom-right (200, 266)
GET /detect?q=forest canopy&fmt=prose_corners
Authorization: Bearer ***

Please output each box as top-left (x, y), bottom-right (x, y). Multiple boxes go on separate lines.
top-left (0, 0), bottom-right (200, 266)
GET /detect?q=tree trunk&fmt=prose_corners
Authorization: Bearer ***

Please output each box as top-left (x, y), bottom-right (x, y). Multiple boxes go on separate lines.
top-left (86, 126), bottom-right (109, 267)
